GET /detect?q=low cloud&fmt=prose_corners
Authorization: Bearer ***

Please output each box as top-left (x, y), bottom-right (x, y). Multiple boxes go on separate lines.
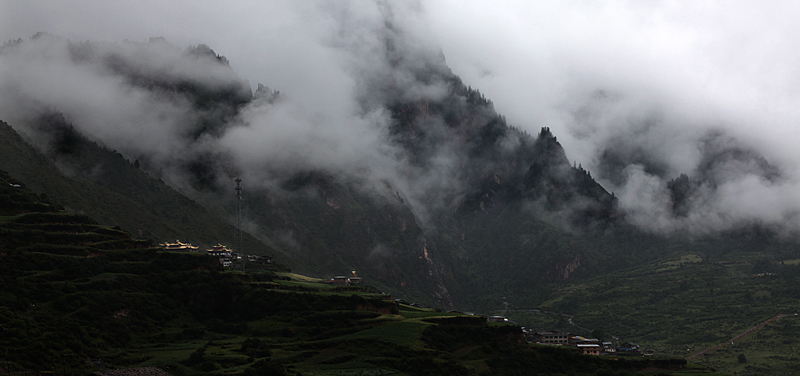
top-left (422, 1), bottom-right (800, 233)
top-left (3, 1), bottom-right (800, 235)
top-left (0, 3), bottom-right (474, 235)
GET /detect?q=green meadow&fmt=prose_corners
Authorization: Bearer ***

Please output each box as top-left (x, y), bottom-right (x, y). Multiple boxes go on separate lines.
top-left (503, 251), bottom-right (800, 376)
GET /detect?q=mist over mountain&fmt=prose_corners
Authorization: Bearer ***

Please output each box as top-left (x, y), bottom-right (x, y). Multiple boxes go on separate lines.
top-left (0, 29), bottom-right (618, 307)
top-left (4, 2), bottom-right (800, 309)
top-left (3, 2), bottom-right (800, 236)
top-left (566, 89), bottom-right (796, 235)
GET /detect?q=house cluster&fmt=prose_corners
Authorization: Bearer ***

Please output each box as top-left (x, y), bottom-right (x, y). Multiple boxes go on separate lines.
top-left (247, 254), bottom-right (273, 265)
top-left (207, 244), bottom-right (273, 268)
top-left (524, 330), bottom-right (654, 357)
top-left (160, 241), bottom-right (272, 268)
top-left (329, 271), bottom-right (363, 285)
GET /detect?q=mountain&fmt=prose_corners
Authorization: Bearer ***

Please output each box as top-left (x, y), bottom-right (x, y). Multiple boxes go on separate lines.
top-left (0, 34), bottom-right (620, 307)
top-left (2, 33), bottom-right (800, 315)
top-left (0, 118), bottom-right (284, 264)
top-left (2, 175), bottom-right (711, 375)
top-left (6, 32), bottom-right (800, 375)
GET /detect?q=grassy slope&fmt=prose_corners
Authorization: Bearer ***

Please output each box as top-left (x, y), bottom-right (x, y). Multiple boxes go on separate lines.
top-left (0, 173), bottom-right (711, 376)
top-left (500, 251), bottom-right (800, 376)
top-left (446, 200), bottom-right (677, 311)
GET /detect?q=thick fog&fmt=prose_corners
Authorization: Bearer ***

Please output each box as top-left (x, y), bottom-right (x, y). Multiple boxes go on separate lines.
top-left (3, 1), bottom-right (800, 234)
top-left (426, 1), bottom-right (800, 233)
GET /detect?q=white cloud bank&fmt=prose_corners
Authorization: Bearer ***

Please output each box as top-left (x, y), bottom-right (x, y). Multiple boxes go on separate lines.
top-left (3, 1), bottom-right (800, 233)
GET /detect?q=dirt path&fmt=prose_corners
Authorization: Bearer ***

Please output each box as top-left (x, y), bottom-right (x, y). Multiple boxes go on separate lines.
top-left (685, 313), bottom-right (786, 360)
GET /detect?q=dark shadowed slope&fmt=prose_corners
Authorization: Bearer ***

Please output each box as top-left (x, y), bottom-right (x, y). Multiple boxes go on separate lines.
top-left (0, 119), bottom-right (282, 261)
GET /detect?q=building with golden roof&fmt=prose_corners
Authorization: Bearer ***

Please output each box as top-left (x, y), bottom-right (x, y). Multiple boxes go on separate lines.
top-left (159, 240), bottom-right (199, 252)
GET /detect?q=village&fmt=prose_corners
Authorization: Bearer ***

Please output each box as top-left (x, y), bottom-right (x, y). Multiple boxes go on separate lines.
top-left (522, 328), bottom-right (654, 357)
top-left (158, 240), bottom-right (273, 269)
top-left (158, 241), bottom-right (654, 357)
top-left (158, 240), bottom-right (362, 285)
top-left (484, 315), bottom-right (654, 357)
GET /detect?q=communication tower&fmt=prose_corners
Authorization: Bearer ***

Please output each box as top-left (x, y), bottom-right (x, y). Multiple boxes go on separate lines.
top-left (235, 177), bottom-right (244, 272)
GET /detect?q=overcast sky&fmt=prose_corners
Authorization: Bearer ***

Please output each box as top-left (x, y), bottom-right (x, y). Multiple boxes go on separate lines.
top-left (3, 1), bottom-right (799, 162)
top-left (4, 1), bottom-right (800, 233)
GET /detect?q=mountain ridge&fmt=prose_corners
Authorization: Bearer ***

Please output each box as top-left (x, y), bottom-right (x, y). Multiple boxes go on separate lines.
top-left (3, 34), bottom-right (799, 313)
top-left (0, 34), bottom-right (678, 309)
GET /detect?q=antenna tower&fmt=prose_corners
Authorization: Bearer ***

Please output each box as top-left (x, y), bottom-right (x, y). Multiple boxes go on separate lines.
top-left (235, 177), bottom-right (244, 272)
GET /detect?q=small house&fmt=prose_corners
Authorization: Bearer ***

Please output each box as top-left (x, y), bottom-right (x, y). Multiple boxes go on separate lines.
top-left (532, 330), bottom-right (569, 345)
top-left (618, 342), bottom-right (641, 356)
top-left (488, 316), bottom-right (509, 323)
top-left (568, 335), bottom-right (600, 346)
top-left (347, 270), bottom-right (363, 284)
top-left (577, 344), bottom-right (601, 355)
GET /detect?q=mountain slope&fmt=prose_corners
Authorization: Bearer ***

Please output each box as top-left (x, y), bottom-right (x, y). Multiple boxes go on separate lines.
top-left (4, 34), bottom-right (799, 314)
top-left (1, 176), bottom-right (709, 376)
top-left (0, 35), bottom-right (671, 309)
top-left (0, 118), bottom-right (281, 261)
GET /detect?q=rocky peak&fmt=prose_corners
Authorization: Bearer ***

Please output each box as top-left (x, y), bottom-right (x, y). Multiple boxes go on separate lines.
top-left (253, 83), bottom-right (280, 104)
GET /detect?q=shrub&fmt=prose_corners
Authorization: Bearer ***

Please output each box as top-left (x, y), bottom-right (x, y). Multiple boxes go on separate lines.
top-left (240, 338), bottom-right (272, 358)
